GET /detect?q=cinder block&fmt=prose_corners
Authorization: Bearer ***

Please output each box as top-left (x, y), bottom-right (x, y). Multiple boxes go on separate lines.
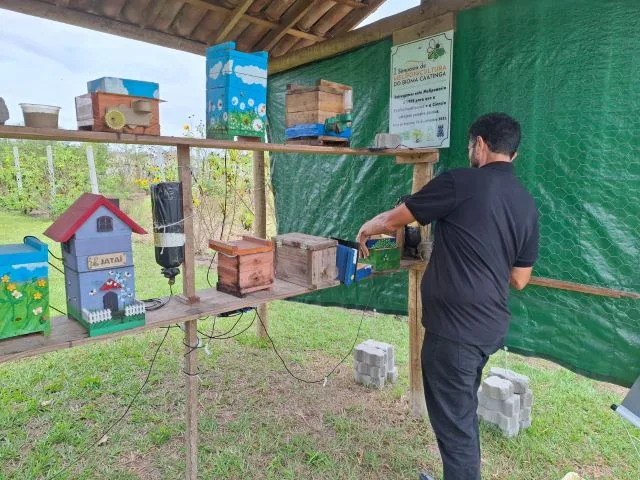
top-left (519, 389), bottom-right (533, 408)
top-left (482, 376), bottom-right (514, 401)
top-left (478, 405), bottom-right (520, 437)
top-left (520, 407), bottom-right (532, 422)
top-left (489, 367), bottom-right (530, 394)
top-left (364, 339), bottom-right (395, 371)
top-left (354, 343), bottom-right (387, 368)
top-left (520, 418), bottom-right (532, 429)
top-left (387, 367), bottom-right (398, 384)
top-left (478, 387), bottom-right (521, 417)
top-left (355, 370), bottom-right (385, 388)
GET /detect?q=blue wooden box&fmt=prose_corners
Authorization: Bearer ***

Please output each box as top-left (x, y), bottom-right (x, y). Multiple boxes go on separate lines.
top-left (206, 42), bottom-right (268, 139)
top-left (0, 237), bottom-right (50, 340)
top-left (88, 77), bottom-right (160, 99)
top-left (285, 123), bottom-right (352, 140)
top-left (335, 243), bottom-right (372, 286)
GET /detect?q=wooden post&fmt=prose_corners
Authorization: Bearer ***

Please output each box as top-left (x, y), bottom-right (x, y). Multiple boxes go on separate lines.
top-left (86, 145), bottom-right (99, 194)
top-left (401, 153), bottom-right (436, 418)
top-left (12, 146), bottom-right (22, 193)
top-left (177, 144), bottom-right (199, 480)
top-left (46, 145), bottom-right (55, 200)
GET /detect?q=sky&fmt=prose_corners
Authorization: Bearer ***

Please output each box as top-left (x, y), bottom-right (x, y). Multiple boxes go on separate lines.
top-left (0, 0), bottom-right (419, 136)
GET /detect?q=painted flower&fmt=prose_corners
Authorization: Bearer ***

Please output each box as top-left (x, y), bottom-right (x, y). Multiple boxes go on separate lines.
top-left (33, 307), bottom-right (43, 316)
top-left (239, 102), bottom-right (245, 111)
top-left (89, 288), bottom-right (97, 296)
top-left (217, 99), bottom-right (223, 110)
top-left (183, 124), bottom-right (190, 131)
top-left (248, 99), bottom-right (255, 107)
top-left (252, 118), bottom-right (264, 132)
top-left (231, 96), bottom-right (239, 106)
top-left (11, 290), bottom-right (22, 299)
top-left (258, 103), bottom-right (266, 117)
top-left (33, 292), bottom-right (42, 300)
top-left (37, 279), bottom-right (46, 287)
top-left (223, 112), bottom-right (228, 121)
top-left (6, 283), bottom-right (16, 292)
top-left (1, 275), bottom-right (9, 284)
top-left (242, 115), bottom-right (251, 128)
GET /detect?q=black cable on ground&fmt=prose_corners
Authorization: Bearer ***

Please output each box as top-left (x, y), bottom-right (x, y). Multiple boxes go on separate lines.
top-left (49, 305), bottom-right (66, 316)
top-left (48, 327), bottom-right (171, 479)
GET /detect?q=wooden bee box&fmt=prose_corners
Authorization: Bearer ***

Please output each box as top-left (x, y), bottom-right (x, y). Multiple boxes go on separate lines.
top-left (285, 80), bottom-right (352, 128)
top-left (75, 92), bottom-right (161, 135)
top-left (273, 233), bottom-right (339, 290)
top-left (209, 236), bottom-right (274, 297)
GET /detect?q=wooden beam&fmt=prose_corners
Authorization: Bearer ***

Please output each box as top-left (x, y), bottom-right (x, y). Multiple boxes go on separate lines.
top-left (255, 0), bottom-right (319, 52)
top-left (529, 277), bottom-right (640, 300)
top-left (213, 0), bottom-right (253, 44)
top-left (392, 12), bottom-right (455, 45)
top-left (0, 125), bottom-right (439, 158)
top-left (0, 0), bottom-right (207, 56)
top-left (181, 0), bottom-right (325, 43)
top-left (327, 0), bottom-right (386, 33)
top-left (55, 0), bottom-right (70, 7)
top-left (332, 0), bottom-right (367, 8)
top-left (270, 0), bottom-right (494, 73)
top-left (140, 0), bottom-right (168, 29)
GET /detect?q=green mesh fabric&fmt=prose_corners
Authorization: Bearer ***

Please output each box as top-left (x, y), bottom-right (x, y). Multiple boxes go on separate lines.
top-left (268, 0), bottom-right (639, 387)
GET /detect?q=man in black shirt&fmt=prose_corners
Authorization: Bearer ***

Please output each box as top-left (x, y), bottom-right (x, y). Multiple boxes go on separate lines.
top-left (357, 113), bottom-right (539, 480)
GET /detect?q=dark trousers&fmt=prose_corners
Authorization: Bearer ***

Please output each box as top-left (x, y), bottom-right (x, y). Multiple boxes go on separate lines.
top-left (421, 333), bottom-right (500, 480)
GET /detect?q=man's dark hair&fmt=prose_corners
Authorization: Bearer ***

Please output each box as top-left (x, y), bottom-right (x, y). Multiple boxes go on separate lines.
top-left (469, 113), bottom-right (521, 157)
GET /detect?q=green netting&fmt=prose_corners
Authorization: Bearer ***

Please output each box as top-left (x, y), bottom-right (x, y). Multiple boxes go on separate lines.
top-left (268, 0), bottom-right (640, 387)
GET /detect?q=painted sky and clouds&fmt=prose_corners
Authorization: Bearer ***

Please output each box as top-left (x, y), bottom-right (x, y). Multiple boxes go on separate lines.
top-left (0, 1), bottom-right (419, 136)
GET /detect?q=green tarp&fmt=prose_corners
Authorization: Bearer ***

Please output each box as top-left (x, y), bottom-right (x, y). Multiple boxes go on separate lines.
top-left (267, 0), bottom-right (639, 387)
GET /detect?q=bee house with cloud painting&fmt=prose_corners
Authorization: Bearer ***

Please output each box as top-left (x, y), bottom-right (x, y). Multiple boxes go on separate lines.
top-left (206, 41), bottom-right (268, 140)
top-left (0, 237), bottom-right (50, 340)
top-left (44, 193), bottom-right (147, 337)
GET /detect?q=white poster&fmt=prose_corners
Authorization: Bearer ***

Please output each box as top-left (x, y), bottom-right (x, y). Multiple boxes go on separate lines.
top-left (389, 30), bottom-right (454, 148)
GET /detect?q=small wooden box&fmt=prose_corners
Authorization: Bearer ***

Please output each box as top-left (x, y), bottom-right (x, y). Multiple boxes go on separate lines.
top-left (75, 92), bottom-right (161, 136)
top-left (285, 80), bottom-right (352, 128)
top-left (273, 233), bottom-right (339, 290)
top-left (209, 236), bottom-right (274, 297)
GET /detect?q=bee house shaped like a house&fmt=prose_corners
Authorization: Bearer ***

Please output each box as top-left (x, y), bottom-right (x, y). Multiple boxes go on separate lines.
top-left (0, 237), bottom-right (50, 341)
top-left (206, 41), bottom-right (268, 140)
top-left (44, 194), bottom-right (147, 337)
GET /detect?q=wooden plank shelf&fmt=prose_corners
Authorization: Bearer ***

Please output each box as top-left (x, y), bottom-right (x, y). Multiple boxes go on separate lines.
top-left (0, 260), bottom-right (425, 365)
top-left (0, 125), bottom-right (439, 160)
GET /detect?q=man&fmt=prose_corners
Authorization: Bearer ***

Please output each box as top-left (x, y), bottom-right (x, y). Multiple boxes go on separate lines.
top-left (357, 113), bottom-right (539, 479)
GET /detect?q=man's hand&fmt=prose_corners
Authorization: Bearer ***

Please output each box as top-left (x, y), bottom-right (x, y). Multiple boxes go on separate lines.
top-left (357, 221), bottom-right (374, 258)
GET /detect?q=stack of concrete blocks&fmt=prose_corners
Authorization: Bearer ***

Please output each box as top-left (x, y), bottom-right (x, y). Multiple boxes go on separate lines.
top-left (477, 367), bottom-right (533, 437)
top-left (353, 339), bottom-right (398, 388)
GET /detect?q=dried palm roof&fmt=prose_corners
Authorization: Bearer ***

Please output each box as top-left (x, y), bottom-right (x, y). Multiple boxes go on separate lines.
top-left (0, 0), bottom-right (387, 57)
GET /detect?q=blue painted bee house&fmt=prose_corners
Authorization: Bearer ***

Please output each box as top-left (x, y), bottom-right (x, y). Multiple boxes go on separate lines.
top-left (0, 237), bottom-right (50, 340)
top-left (88, 77), bottom-right (160, 99)
top-left (206, 41), bottom-right (268, 140)
top-left (44, 193), bottom-right (147, 337)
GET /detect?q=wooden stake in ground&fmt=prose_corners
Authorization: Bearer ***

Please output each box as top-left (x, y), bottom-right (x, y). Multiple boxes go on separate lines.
top-left (86, 145), bottom-right (99, 194)
top-left (12, 146), bottom-right (22, 193)
top-left (177, 144), bottom-right (199, 480)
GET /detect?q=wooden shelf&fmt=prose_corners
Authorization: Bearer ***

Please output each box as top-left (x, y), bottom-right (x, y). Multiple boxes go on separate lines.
top-left (0, 260), bottom-right (425, 365)
top-left (0, 125), bottom-right (439, 160)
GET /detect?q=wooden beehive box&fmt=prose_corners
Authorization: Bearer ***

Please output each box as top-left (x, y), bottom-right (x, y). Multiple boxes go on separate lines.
top-left (273, 233), bottom-right (340, 290)
top-left (75, 92), bottom-right (161, 135)
top-left (285, 80), bottom-right (352, 127)
top-left (209, 236), bottom-right (274, 297)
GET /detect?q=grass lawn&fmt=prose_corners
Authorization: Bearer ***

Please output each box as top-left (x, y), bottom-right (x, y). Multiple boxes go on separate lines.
top-left (0, 209), bottom-right (637, 479)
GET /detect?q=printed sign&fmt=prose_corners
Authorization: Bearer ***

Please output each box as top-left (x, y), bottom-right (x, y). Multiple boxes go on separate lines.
top-left (390, 30), bottom-right (454, 148)
top-left (87, 252), bottom-right (127, 270)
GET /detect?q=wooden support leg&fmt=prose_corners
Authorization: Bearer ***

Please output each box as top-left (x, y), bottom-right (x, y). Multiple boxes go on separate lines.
top-left (251, 145), bottom-right (269, 338)
top-left (178, 144), bottom-right (199, 480)
top-left (407, 158), bottom-right (435, 418)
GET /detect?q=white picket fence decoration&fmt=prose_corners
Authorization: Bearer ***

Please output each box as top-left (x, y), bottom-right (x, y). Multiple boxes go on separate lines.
top-left (82, 308), bottom-right (112, 324)
top-left (125, 302), bottom-right (146, 317)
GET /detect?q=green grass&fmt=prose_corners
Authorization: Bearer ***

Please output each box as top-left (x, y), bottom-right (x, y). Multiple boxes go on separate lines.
top-left (0, 209), bottom-right (638, 479)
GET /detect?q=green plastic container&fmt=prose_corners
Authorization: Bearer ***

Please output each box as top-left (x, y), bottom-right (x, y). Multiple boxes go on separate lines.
top-left (361, 246), bottom-right (401, 272)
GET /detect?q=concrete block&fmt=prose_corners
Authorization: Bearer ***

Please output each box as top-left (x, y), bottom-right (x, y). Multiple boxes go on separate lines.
top-left (478, 405), bottom-right (520, 437)
top-left (354, 343), bottom-right (387, 368)
top-left (520, 418), bottom-right (532, 429)
top-left (520, 407), bottom-right (532, 422)
top-left (364, 339), bottom-right (395, 371)
top-left (519, 389), bottom-right (533, 408)
top-left (478, 387), bottom-right (521, 417)
top-left (482, 376), bottom-right (514, 401)
top-left (387, 367), bottom-right (398, 384)
top-left (489, 367), bottom-right (530, 394)
top-left (355, 361), bottom-right (386, 378)
top-left (355, 371), bottom-right (385, 388)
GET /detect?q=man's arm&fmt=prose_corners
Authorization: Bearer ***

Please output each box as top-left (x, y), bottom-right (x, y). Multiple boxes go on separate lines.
top-left (357, 204), bottom-right (415, 257)
top-left (510, 266), bottom-right (533, 290)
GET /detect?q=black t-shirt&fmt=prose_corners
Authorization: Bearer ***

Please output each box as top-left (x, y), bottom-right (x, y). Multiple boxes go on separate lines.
top-left (404, 161), bottom-right (539, 346)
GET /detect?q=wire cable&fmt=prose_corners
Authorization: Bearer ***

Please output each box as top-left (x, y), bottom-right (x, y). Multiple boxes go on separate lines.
top-left (49, 305), bottom-right (67, 316)
top-left (48, 327), bottom-right (171, 479)
top-left (48, 261), bottom-right (65, 275)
